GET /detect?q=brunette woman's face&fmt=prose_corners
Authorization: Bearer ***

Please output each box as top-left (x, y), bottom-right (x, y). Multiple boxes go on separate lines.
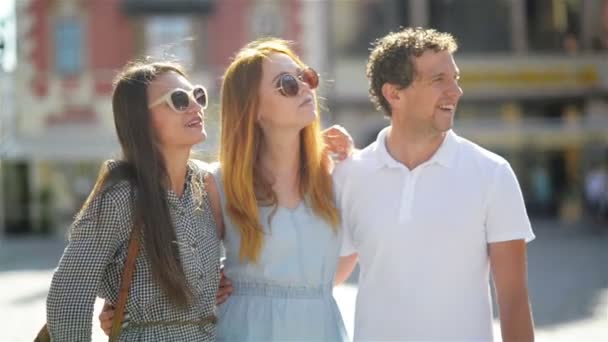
top-left (256, 53), bottom-right (317, 132)
top-left (147, 71), bottom-right (206, 149)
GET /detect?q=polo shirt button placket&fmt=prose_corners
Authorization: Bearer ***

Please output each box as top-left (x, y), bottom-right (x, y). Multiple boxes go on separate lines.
top-left (400, 168), bottom-right (421, 224)
top-left (399, 169), bottom-right (410, 224)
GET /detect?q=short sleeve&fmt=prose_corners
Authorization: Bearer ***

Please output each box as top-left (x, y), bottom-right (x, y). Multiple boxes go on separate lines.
top-left (340, 225), bottom-right (356, 256)
top-left (485, 162), bottom-right (535, 244)
top-left (333, 163), bottom-right (357, 256)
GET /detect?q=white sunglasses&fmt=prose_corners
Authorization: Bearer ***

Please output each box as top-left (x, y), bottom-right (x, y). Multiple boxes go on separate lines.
top-left (148, 85), bottom-right (208, 112)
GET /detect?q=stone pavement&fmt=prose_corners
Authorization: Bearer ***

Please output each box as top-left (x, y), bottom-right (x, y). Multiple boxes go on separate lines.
top-left (1, 220), bottom-right (606, 341)
top-left (0, 237), bottom-right (109, 341)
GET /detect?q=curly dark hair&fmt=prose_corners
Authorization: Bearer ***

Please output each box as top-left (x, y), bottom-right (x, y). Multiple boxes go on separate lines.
top-left (366, 27), bottom-right (458, 116)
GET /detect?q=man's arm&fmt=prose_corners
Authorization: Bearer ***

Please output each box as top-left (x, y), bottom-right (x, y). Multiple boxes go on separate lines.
top-left (489, 239), bottom-right (534, 342)
top-left (335, 253), bottom-right (358, 286)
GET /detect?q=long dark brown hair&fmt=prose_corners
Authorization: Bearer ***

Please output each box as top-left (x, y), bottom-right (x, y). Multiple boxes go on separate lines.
top-left (78, 61), bottom-right (195, 307)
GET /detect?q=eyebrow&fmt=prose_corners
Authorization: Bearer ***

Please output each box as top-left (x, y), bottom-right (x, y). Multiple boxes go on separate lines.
top-left (271, 67), bottom-right (303, 84)
top-left (272, 72), bottom-right (288, 84)
top-left (430, 71), bottom-right (461, 79)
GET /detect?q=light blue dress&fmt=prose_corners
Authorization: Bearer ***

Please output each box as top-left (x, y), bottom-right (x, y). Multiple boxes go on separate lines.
top-left (212, 167), bottom-right (348, 341)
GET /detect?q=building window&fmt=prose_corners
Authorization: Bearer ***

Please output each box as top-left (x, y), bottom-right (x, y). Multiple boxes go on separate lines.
top-left (590, 0), bottom-right (608, 51)
top-left (429, 0), bottom-right (512, 53)
top-left (333, 0), bottom-right (409, 57)
top-left (145, 16), bottom-right (193, 67)
top-left (54, 18), bottom-right (84, 75)
top-left (0, 0), bottom-right (17, 72)
top-left (526, 0), bottom-right (582, 53)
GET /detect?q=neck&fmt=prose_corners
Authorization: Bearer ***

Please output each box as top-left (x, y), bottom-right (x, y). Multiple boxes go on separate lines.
top-left (159, 145), bottom-right (191, 196)
top-left (259, 128), bottom-right (301, 185)
top-left (386, 118), bottom-right (446, 170)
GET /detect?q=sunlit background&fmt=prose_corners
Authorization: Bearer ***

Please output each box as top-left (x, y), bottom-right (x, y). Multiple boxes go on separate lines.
top-left (0, 0), bottom-right (606, 341)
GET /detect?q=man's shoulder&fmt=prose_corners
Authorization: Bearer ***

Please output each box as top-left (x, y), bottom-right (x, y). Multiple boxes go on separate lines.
top-left (333, 142), bottom-right (381, 181)
top-left (453, 133), bottom-right (509, 169)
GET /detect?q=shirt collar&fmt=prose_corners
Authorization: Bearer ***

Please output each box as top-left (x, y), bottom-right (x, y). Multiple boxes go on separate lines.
top-left (371, 127), bottom-right (459, 170)
top-left (167, 161), bottom-right (196, 204)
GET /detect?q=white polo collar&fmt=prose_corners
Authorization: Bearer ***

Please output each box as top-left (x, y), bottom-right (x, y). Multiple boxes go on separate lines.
top-left (371, 126), bottom-right (459, 170)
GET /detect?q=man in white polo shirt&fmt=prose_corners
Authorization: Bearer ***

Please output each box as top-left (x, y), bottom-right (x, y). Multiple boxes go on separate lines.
top-left (334, 27), bottom-right (535, 341)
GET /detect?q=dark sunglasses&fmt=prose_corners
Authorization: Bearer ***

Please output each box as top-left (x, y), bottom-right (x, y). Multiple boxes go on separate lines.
top-left (276, 67), bottom-right (319, 97)
top-left (148, 85), bottom-right (208, 112)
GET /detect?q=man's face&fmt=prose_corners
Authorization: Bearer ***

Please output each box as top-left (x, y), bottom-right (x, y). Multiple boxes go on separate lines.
top-left (398, 50), bottom-right (463, 135)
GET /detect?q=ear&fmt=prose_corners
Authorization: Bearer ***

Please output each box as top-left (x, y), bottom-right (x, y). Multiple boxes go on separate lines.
top-left (381, 83), bottom-right (403, 109)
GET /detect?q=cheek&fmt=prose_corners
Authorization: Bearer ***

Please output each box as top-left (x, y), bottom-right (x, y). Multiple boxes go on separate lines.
top-left (150, 113), bottom-right (175, 143)
top-left (426, 89), bottom-right (442, 107)
top-left (256, 99), bottom-right (268, 121)
top-left (258, 95), bottom-right (286, 123)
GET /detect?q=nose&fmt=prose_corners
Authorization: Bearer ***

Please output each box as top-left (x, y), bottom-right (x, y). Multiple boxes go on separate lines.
top-left (455, 84), bottom-right (463, 98)
top-left (298, 79), bottom-right (313, 97)
top-left (447, 79), bottom-right (463, 98)
top-left (187, 94), bottom-right (203, 113)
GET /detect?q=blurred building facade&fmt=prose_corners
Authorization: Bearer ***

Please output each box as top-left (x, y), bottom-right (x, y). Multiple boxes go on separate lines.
top-left (0, 0), bottom-right (17, 237)
top-left (1, 0), bottom-right (607, 234)
top-left (0, 0), bottom-right (325, 234)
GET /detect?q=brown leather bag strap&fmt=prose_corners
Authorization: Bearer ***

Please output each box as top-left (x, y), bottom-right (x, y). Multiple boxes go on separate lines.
top-left (109, 225), bottom-right (141, 342)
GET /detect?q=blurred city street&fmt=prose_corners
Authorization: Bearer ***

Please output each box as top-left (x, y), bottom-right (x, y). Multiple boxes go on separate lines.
top-left (1, 0), bottom-right (608, 341)
top-left (1, 220), bottom-right (606, 341)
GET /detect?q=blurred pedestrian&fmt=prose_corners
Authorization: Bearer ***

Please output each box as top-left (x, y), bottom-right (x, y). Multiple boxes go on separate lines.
top-left (584, 163), bottom-right (608, 224)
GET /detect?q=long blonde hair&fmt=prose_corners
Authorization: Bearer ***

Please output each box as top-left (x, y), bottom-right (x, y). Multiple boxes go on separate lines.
top-left (219, 38), bottom-right (339, 263)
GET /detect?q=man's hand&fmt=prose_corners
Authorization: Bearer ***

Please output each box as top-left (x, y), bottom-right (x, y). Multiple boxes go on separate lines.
top-left (217, 269), bottom-right (233, 305)
top-left (335, 253), bottom-right (358, 286)
top-left (322, 125), bottom-right (355, 161)
top-left (98, 301), bottom-right (114, 336)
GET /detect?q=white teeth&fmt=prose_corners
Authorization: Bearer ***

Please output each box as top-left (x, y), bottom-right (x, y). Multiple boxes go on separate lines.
top-left (187, 120), bottom-right (200, 127)
top-left (439, 105), bottom-right (455, 110)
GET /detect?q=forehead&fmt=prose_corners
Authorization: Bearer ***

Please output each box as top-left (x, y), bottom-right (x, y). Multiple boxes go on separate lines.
top-left (413, 50), bottom-right (459, 76)
top-left (148, 71), bottom-right (192, 99)
top-left (262, 53), bottom-right (300, 75)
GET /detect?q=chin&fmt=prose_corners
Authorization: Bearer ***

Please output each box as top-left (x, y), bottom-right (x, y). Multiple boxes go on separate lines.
top-left (197, 132), bottom-right (207, 144)
top-left (438, 125), bottom-right (453, 134)
top-left (189, 130), bottom-right (207, 145)
top-left (300, 109), bottom-right (317, 126)
top-left (434, 118), bottom-right (454, 132)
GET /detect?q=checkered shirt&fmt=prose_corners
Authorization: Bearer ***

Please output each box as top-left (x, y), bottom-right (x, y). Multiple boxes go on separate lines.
top-left (46, 160), bottom-right (221, 341)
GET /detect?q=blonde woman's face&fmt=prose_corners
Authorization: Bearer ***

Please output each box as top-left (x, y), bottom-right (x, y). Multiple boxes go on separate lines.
top-left (256, 53), bottom-right (317, 132)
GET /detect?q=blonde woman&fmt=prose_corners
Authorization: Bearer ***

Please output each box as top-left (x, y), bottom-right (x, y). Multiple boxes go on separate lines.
top-left (208, 38), bottom-right (350, 341)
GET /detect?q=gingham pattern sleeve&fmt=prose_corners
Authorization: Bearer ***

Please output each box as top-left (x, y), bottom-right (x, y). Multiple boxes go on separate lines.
top-left (47, 183), bottom-right (131, 341)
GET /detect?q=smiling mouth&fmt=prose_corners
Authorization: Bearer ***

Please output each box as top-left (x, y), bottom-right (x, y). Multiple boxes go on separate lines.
top-left (438, 104), bottom-right (455, 112)
top-left (186, 117), bottom-right (202, 127)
